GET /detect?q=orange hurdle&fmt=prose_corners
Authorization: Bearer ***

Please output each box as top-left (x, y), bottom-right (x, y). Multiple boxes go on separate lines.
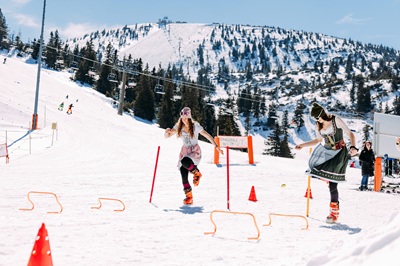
top-left (263, 213), bottom-right (309, 230)
top-left (19, 191), bottom-right (63, 214)
top-left (204, 210), bottom-right (260, 240)
top-left (91, 197), bottom-right (126, 212)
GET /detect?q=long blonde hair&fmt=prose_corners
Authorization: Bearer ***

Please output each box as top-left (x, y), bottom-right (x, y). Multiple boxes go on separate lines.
top-left (176, 118), bottom-right (195, 138)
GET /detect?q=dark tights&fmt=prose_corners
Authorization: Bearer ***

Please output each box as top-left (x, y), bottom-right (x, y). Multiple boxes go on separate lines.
top-left (180, 157), bottom-right (197, 191)
top-left (329, 182), bottom-right (339, 202)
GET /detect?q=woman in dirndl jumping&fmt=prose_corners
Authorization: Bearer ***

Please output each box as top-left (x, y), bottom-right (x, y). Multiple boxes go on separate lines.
top-left (164, 107), bottom-right (224, 205)
top-left (295, 102), bottom-right (358, 223)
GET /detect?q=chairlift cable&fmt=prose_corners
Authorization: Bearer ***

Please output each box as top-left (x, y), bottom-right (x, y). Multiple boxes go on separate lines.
top-left (12, 39), bottom-right (269, 105)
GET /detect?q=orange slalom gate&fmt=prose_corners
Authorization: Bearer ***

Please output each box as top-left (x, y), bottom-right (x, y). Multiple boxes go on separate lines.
top-left (204, 210), bottom-right (260, 240)
top-left (263, 213), bottom-right (309, 230)
top-left (91, 197), bottom-right (126, 212)
top-left (19, 191), bottom-right (63, 214)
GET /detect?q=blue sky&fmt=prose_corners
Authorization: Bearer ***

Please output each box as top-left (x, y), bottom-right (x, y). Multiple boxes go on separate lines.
top-left (1, 0), bottom-right (400, 50)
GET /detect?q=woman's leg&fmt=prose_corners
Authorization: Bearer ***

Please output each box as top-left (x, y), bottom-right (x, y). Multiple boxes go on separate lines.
top-left (363, 175), bottom-right (369, 186)
top-left (181, 157), bottom-right (196, 171)
top-left (181, 156), bottom-right (202, 186)
top-left (180, 166), bottom-right (190, 190)
top-left (329, 182), bottom-right (339, 202)
top-left (180, 165), bottom-right (193, 204)
top-left (327, 181), bottom-right (340, 223)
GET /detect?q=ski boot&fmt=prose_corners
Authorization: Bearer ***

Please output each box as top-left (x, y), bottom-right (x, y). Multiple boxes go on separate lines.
top-left (191, 168), bottom-right (202, 187)
top-left (183, 188), bottom-right (193, 205)
top-left (326, 202), bottom-right (339, 224)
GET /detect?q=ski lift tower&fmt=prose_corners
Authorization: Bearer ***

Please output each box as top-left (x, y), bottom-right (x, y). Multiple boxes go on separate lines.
top-left (32, 0), bottom-right (46, 130)
top-left (116, 59), bottom-right (137, 115)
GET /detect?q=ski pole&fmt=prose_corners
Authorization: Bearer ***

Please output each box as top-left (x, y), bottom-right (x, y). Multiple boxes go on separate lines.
top-left (149, 146), bottom-right (160, 203)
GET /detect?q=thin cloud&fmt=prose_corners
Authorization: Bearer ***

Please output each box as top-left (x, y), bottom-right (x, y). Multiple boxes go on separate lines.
top-left (336, 14), bottom-right (370, 25)
top-left (13, 13), bottom-right (38, 28)
top-left (60, 22), bottom-right (116, 39)
top-left (11, 0), bottom-right (32, 5)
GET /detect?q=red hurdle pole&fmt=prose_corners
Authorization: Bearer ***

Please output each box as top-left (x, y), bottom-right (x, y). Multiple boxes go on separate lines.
top-left (226, 146), bottom-right (230, 210)
top-left (149, 146), bottom-right (160, 203)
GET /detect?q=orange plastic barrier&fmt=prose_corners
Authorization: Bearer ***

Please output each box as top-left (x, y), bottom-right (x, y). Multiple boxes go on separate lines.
top-left (91, 197), bottom-right (126, 212)
top-left (374, 157), bottom-right (382, 192)
top-left (204, 210), bottom-right (260, 240)
top-left (263, 213), bottom-right (309, 230)
top-left (19, 191), bottom-right (63, 214)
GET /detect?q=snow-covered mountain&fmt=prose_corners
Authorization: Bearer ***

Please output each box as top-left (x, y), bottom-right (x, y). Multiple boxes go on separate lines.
top-left (61, 21), bottom-right (400, 152)
top-left (1, 49), bottom-right (400, 266)
top-left (65, 21), bottom-right (400, 121)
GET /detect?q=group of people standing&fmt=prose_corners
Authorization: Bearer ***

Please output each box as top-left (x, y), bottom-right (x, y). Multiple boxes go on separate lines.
top-left (165, 103), bottom-right (375, 224)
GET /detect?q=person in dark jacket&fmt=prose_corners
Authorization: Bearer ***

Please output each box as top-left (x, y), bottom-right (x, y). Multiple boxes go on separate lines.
top-left (358, 140), bottom-right (375, 191)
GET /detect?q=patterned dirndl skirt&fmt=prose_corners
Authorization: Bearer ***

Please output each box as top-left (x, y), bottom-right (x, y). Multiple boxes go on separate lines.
top-left (177, 144), bottom-right (202, 168)
top-left (308, 144), bottom-right (350, 183)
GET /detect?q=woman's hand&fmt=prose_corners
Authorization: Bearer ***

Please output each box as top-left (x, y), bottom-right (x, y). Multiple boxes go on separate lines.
top-left (295, 144), bottom-right (303, 150)
top-left (164, 128), bottom-right (173, 138)
top-left (349, 146), bottom-right (359, 156)
top-left (215, 146), bottom-right (224, 155)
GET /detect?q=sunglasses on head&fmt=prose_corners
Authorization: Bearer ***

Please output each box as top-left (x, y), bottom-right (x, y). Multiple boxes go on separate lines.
top-left (312, 109), bottom-right (324, 121)
top-left (181, 110), bottom-right (190, 116)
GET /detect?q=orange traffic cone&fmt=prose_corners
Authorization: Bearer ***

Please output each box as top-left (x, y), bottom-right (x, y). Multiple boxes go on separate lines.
top-left (248, 186), bottom-right (258, 202)
top-left (304, 188), bottom-right (313, 199)
top-left (28, 223), bottom-right (53, 266)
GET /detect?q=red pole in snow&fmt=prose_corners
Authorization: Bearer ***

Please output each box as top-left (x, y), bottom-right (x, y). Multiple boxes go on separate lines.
top-left (226, 146), bottom-right (230, 210)
top-left (149, 146), bottom-right (160, 203)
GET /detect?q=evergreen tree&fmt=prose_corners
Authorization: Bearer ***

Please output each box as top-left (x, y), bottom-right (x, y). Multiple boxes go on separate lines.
top-left (267, 103), bottom-right (278, 128)
top-left (263, 121), bottom-right (281, 156)
top-left (294, 102), bottom-right (306, 131)
top-left (31, 39), bottom-right (40, 60)
top-left (45, 31), bottom-right (59, 69)
top-left (75, 40), bottom-right (97, 85)
top-left (157, 82), bottom-right (175, 129)
top-left (280, 135), bottom-right (293, 158)
top-left (394, 96), bottom-right (400, 115)
top-left (350, 80), bottom-right (356, 106)
top-left (362, 124), bottom-right (372, 142)
top-left (345, 54), bottom-right (353, 79)
top-left (279, 110), bottom-right (293, 158)
top-left (356, 78), bottom-right (371, 113)
top-left (215, 98), bottom-right (240, 136)
top-left (252, 86), bottom-right (261, 119)
top-left (0, 9), bottom-right (10, 50)
top-left (134, 65), bottom-right (155, 121)
top-left (180, 82), bottom-right (200, 119)
top-left (96, 43), bottom-right (114, 96)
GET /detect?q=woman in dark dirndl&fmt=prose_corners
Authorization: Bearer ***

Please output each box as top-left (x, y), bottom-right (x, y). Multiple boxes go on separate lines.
top-left (295, 103), bottom-right (358, 223)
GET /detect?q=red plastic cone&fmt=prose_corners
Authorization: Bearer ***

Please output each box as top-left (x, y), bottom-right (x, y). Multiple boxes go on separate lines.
top-left (248, 186), bottom-right (258, 202)
top-left (304, 188), bottom-right (313, 199)
top-left (28, 223), bottom-right (53, 266)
